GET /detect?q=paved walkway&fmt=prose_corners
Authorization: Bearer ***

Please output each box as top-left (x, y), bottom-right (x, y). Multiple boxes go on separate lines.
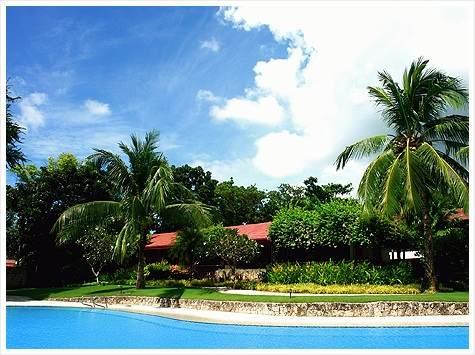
top-left (7, 300), bottom-right (469, 327)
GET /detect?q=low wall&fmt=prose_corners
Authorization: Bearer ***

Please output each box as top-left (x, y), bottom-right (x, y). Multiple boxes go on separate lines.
top-left (49, 296), bottom-right (469, 317)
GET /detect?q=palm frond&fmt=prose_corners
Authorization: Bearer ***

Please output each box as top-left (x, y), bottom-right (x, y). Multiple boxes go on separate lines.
top-left (113, 221), bottom-right (139, 262)
top-left (143, 164), bottom-right (174, 211)
top-left (53, 201), bottom-right (122, 241)
top-left (435, 149), bottom-right (469, 182)
top-left (88, 149), bottom-right (137, 195)
top-left (422, 115), bottom-right (469, 144)
top-left (357, 149), bottom-right (395, 213)
top-left (163, 202), bottom-right (212, 229)
top-left (402, 142), bottom-right (424, 213)
top-left (417, 143), bottom-right (469, 211)
top-left (335, 135), bottom-right (391, 169)
top-left (380, 152), bottom-right (404, 217)
top-left (375, 70), bottom-right (413, 132)
top-left (455, 145), bottom-right (469, 166)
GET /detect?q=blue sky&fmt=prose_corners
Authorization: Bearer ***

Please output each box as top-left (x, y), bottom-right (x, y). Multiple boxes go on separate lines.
top-left (6, 4), bottom-right (472, 189)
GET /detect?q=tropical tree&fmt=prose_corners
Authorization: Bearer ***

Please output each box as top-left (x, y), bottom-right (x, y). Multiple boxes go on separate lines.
top-left (6, 85), bottom-right (26, 168)
top-left (53, 131), bottom-right (211, 288)
top-left (335, 58), bottom-right (468, 291)
top-left (7, 153), bottom-right (113, 287)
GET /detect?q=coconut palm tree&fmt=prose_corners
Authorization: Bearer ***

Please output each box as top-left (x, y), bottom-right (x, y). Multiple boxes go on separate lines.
top-left (53, 131), bottom-right (211, 288)
top-left (335, 58), bottom-right (468, 292)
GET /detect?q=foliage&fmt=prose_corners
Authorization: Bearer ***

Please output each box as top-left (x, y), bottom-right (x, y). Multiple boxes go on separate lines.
top-left (433, 222), bottom-right (468, 289)
top-left (171, 164), bottom-right (218, 206)
top-left (303, 177), bottom-right (353, 204)
top-left (335, 58), bottom-right (469, 291)
top-left (6, 85), bottom-right (26, 168)
top-left (269, 200), bottom-right (414, 252)
top-left (260, 178), bottom-right (353, 220)
top-left (214, 179), bottom-right (267, 226)
top-left (256, 283), bottom-right (420, 294)
top-left (6, 153), bottom-right (114, 286)
top-left (70, 218), bottom-right (123, 283)
top-left (144, 260), bottom-right (171, 280)
top-left (52, 131), bottom-right (212, 289)
top-left (168, 228), bottom-right (204, 266)
top-left (198, 225), bottom-right (260, 271)
top-left (265, 261), bottom-right (417, 285)
top-left (100, 267), bottom-right (137, 283)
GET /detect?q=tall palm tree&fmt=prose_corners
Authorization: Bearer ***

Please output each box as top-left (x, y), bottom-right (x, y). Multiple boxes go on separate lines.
top-left (53, 131), bottom-right (211, 288)
top-left (335, 58), bottom-right (468, 292)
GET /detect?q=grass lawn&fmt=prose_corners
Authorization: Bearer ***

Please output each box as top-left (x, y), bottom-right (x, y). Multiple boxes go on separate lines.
top-left (7, 285), bottom-right (469, 303)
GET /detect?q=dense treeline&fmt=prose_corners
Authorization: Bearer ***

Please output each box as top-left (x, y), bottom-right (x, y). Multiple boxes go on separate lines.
top-left (6, 151), bottom-right (355, 286)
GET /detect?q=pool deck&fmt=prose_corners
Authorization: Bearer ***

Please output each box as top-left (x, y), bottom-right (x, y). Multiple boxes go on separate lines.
top-left (6, 300), bottom-right (469, 327)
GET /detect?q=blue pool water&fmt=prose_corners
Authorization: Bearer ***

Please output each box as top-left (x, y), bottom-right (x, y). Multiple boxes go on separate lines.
top-left (7, 306), bottom-right (468, 349)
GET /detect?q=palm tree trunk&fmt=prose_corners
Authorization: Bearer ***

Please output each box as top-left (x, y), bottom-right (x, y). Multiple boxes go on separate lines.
top-left (136, 234), bottom-right (146, 289)
top-left (422, 192), bottom-right (437, 292)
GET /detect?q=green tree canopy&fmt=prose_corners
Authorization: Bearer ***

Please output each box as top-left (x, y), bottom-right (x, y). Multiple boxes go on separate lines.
top-left (7, 153), bottom-right (114, 286)
top-left (214, 179), bottom-right (267, 226)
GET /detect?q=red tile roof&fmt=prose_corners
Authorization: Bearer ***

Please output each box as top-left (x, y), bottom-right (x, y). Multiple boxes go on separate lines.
top-left (145, 222), bottom-right (271, 250)
top-left (6, 259), bottom-right (17, 268)
top-left (447, 208), bottom-right (469, 222)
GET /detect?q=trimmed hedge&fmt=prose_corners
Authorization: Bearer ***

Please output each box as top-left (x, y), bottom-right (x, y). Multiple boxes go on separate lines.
top-left (265, 261), bottom-right (417, 285)
top-left (256, 283), bottom-right (421, 294)
top-left (268, 200), bottom-right (415, 252)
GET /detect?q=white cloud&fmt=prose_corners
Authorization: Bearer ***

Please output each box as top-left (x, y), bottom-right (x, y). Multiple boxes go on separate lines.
top-left (196, 89), bottom-right (220, 103)
top-left (202, 3), bottom-right (472, 189)
top-left (84, 99), bottom-right (111, 116)
top-left (200, 37), bottom-right (220, 52)
top-left (210, 95), bottom-right (285, 125)
top-left (18, 92), bottom-right (47, 129)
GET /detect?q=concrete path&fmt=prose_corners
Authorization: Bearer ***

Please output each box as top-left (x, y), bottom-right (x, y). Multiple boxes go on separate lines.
top-left (7, 300), bottom-right (469, 327)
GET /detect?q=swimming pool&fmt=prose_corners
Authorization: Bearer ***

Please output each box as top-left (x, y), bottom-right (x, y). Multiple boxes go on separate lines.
top-left (7, 306), bottom-right (469, 349)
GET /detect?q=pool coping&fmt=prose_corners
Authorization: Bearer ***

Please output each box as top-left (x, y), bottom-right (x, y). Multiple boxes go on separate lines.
top-left (6, 300), bottom-right (469, 327)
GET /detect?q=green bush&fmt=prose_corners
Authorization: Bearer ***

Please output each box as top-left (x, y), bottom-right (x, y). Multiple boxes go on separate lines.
top-left (256, 283), bottom-right (420, 294)
top-left (143, 278), bottom-right (257, 290)
top-left (269, 200), bottom-right (415, 252)
top-left (100, 267), bottom-right (136, 283)
top-left (265, 261), bottom-right (417, 285)
top-left (144, 261), bottom-right (171, 280)
top-left (198, 225), bottom-right (260, 270)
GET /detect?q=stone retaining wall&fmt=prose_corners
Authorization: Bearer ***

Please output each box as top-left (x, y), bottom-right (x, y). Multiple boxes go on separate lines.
top-left (49, 296), bottom-right (469, 317)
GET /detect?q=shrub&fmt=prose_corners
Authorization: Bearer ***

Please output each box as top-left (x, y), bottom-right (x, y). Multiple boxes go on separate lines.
top-left (100, 267), bottom-right (136, 283)
top-left (265, 261), bottom-right (417, 285)
top-left (144, 261), bottom-right (171, 280)
top-left (143, 278), bottom-right (257, 290)
top-left (168, 228), bottom-right (204, 266)
top-left (199, 225), bottom-right (260, 271)
top-left (269, 200), bottom-right (415, 253)
top-left (255, 283), bottom-right (420, 294)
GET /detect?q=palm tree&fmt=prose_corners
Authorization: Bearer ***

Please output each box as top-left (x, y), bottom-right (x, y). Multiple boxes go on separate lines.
top-left (53, 131), bottom-right (211, 288)
top-left (6, 85), bottom-right (26, 168)
top-left (335, 58), bottom-right (468, 292)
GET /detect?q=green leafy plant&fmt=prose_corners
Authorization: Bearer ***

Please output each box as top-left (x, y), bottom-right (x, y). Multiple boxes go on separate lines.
top-left (144, 260), bottom-right (171, 280)
top-left (265, 261), bottom-right (417, 285)
top-left (269, 200), bottom-right (413, 252)
top-left (198, 225), bottom-right (260, 275)
top-left (256, 283), bottom-right (420, 294)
